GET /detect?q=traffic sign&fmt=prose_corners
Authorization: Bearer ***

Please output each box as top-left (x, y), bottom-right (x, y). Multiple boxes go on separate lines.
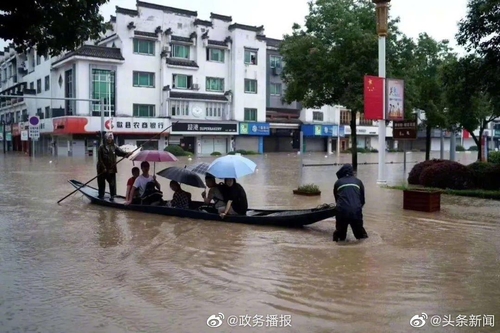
top-left (28, 115), bottom-right (40, 140)
top-left (29, 116), bottom-right (40, 127)
top-left (21, 130), bottom-right (28, 141)
top-left (393, 120), bottom-right (417, 140)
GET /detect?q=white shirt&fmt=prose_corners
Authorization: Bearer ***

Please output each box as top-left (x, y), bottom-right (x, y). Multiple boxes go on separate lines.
top-left (133, 174), bottom-right (155, 197)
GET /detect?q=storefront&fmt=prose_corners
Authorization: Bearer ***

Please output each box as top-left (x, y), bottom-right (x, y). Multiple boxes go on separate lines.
top-left (235, 122), bottom-right (270, 153)
top-left (170, 121), bottom-right (238, 155)
top-left (45, 116), bottom-right (170, 157)
top-left (301, 124), bottom-right (339, 153)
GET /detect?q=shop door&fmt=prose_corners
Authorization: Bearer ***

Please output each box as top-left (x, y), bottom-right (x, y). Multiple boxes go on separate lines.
top-left (180, 137), bottom-right (195, 153)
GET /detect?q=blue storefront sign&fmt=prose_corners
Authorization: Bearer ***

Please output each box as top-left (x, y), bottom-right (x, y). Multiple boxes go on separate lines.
top-left (239, 122), bottom-right (270, 136)
top-left (339, 125), bottom-right (345, 138)
top-left (301, 124), bottom-right (339, 137)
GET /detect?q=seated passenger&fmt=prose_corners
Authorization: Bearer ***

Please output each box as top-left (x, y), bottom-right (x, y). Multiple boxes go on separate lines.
top-left (125, 167), bottom-right (140, 204)
top-left (125, 161), bottom-right (161, 205)
top-left (166, 181), bottom-right (190, 209)
top-left (202, 173), bottom-right (226, 210)
top-left (219, 178), bottom-right (248, 218)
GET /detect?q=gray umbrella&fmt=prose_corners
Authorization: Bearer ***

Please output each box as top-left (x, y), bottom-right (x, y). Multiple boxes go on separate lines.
top-left (185, 162), bottom-right (210, 175)
top-left (156, 166), bottom-right (206, 188)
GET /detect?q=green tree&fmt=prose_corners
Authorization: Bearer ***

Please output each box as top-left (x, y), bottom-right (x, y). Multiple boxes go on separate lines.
top-left (440, 55), bottom-right (500, 160)
top-left (280, 0), bottom-right (415, 170)
top-left (412, 33), bottom-right (455, 160)
top-left (0, 0), bottom-right (109, 56)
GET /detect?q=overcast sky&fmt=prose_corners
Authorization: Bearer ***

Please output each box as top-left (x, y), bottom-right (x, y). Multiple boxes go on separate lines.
top-left (1, 0), bottom-right (468, 53)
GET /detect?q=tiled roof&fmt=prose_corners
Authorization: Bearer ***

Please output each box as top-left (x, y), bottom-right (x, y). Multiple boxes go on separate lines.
top-left (170, 91), bottom-right (228, 101)
top-left (208, 40), bottom-right (227, 47)
top-left (266, 37), bottom-right (282, 48)
top-left (194, 19), bottom-right (212, 27)
top-left (228, 23), bottom-right (264, 32)
top-left (52, 45), bottom-right (124, 66)
top-left (171, 35), bottom-right (193, 43)
top-left (166, 58), bottom-right (199, 68)
top-left (135, 31), bottom-right (157, 38)
top-left (210, 13), bottom-right (232, 22)
top-left (137, 1), bottom-right (197, 17)
top-left (116, 6), bottom-right (138, 16)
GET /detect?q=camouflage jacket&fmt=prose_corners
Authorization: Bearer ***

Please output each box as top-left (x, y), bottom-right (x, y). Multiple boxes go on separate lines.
top-left (97, 144), bottom-right (128, 174)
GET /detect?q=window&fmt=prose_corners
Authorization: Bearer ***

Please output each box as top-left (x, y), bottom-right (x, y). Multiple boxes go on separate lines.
top-left (244, 108), bottom-right (257, 121)
top-left (36, 79), bottom-right (41, 93)
top-left (172, 44), bottom-right (190, 59)
top-left (206, 77), bottom-right (224, 92)
top-left (270, 56), bottom-right (282, 68)
top-left (206, 103), bottom-right (224, 117)
top-left (244, 79), bottom-right (257, 93)
top-left (312, 111), bottom-right (323, 121)
top-left (133, 71), bottom-right (155, 88)
top-left (133, 104), bottom-right (155, 117)
top-left (133, 39), bottom-right (155, 55)
top-left (36, 54), bottom-right (41, 65)
top-left (44, 75), bottom-right (50, 91)
top-left (340, 110), bottom-right (351, 125)
top-left (44, 106), bottom-right (50, 119)
top-left (172, 74), bottom-right (192, 89)
top-left (171, 100), bottom-right (189, 116)
top-left (65, 69), bottom-right (74, 115)
top-left (270, 83), bottom-right (281, 96)
top-left (244, 49), bottom-right (257, 65)
top-left (206, 48), bottom-right (224, 62)
top-left (22, 110), bottom-right (28, 122)
top-left (29, 82), bottom-right (34, 90)
top-left (91, 69), bottom-right (115, 117)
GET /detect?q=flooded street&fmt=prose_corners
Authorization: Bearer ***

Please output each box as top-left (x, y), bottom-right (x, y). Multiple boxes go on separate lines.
top-left (0, 151), bottom-right (499, 333)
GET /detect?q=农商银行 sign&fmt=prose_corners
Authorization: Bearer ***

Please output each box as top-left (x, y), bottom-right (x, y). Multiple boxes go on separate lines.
top-left (393, 120), bottom-right (417, 140)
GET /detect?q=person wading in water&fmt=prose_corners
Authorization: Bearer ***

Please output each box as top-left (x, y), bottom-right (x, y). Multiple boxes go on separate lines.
top-left (333, 164), bottom-right (368, 242)
top-left (96, 132), bottom-right (130, 201)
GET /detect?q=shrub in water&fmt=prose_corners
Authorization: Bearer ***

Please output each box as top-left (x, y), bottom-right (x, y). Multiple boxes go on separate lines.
top-left (164, 145), bottom-right (191, 156)
top-left (467, 162), bottom-right (500, 190)
top-left (456, 145), bottom-right (466, 151)
top-left (468, 145), bottom-right (478, 151)
top-left (487, 151), bottom-right (500, 164)
top-left (297, 183), bottom-right (320, 193)
top-left (419, 160), bottom-right (474, 190)
top-left (210, 151), bottom-right (221, 156)
top-left (407, 159), bottom-right (446, 185)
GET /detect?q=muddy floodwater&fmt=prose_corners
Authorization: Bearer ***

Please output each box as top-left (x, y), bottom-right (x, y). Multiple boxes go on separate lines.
top-left (0, 151), bottom-right (498, 333)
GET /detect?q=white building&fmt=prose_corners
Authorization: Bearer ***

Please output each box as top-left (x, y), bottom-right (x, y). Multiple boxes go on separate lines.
top-left (0, 0), bottom-right (270, 156)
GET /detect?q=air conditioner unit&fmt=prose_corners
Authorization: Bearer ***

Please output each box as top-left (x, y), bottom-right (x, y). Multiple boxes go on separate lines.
top-left (192, 84), bottom-right (199, 90)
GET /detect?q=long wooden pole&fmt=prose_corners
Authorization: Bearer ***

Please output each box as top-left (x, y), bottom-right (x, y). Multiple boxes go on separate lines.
top-left (57, 120), bottom-right (178, 204)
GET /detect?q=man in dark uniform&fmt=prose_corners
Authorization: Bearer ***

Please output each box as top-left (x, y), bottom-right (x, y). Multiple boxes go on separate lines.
top-left (96, 132), bottom-right (130, 200)
top-left (333, 164), bottom-right (368, 242)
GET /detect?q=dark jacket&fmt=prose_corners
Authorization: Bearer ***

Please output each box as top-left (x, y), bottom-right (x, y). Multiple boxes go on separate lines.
top-left (219, 183), bottom-right (248, 215)
top-left (97, 143), bottom-right (127, 174)
top-left (333, 164), bottom-right (365, 219)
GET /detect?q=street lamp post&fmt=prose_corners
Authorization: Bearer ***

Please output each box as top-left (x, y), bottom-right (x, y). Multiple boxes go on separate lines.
top-left (373, 0), bottom-right (390, 185)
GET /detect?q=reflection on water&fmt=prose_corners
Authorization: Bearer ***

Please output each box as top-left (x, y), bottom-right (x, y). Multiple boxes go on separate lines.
top-left (0, 152), bottom-right (499, 333)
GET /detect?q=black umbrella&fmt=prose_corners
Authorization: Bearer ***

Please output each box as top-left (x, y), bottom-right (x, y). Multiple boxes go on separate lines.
top-left (185, 162), bottom-right (210, 175)
top-left (156, 166), bottom-right (206, 188)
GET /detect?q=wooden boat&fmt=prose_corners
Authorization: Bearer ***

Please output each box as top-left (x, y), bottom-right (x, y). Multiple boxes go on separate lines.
top-left (68, 180), bottom-right (336, 228)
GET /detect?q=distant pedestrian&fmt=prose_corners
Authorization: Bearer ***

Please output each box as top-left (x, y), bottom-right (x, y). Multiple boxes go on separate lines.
top-left (333, 164), bottom-right (368, 242)
top-left (96, 132), bottom-right (130, 201)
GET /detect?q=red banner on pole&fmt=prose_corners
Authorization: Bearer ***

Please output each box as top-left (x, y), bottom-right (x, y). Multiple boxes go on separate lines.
top-left (364, 75), bottom-right (384, 120)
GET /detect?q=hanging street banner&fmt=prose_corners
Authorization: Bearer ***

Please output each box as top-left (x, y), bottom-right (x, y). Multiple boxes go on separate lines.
top-left (363, 75), bottom-right (384, 120)
top-left (386, 79), bottom-right (405, 121)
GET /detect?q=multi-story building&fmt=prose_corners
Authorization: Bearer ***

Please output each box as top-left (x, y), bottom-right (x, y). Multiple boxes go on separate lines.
top-left (261, 38), bottom-right (302, 152)
top-left (0, 1), bottom-right (272, 156)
